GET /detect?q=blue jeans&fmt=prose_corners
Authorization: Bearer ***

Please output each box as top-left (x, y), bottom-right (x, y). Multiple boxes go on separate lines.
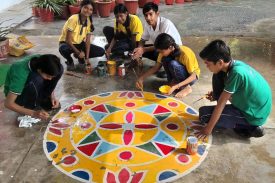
top-left (162, 57), bottom-right (197, 86)
top-left (59, 42), bottom-right (105, 65)
top-left (199, 71), bottom-right (257, 130)
top-left (15, 67), bottom-right (64, 110)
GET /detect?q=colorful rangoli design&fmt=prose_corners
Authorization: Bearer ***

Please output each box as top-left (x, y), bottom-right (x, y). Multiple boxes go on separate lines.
top-left (43, 91), bottom-right (212, 183)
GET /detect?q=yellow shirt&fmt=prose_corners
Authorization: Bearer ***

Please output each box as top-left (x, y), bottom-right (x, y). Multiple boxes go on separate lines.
top-left (59, 14), bottom-right (92, 44)
top-left (157, 45), bottom-right (201, 78)
top-left (114, 14), bottom-right (143, 41)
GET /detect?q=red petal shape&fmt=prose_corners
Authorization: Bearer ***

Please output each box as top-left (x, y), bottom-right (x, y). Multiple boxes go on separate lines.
top-left (127, 92), bottom-right (134, 98)
top-left (100, 123), bottom-right (122, 129)
top-left (131, 172), bottom-right (144, 183)
top-left (123, 130), bottom-right (133, 145)
top-left (135, 124), bottom-right (157, 129)
top-left (51, 123), bottom-right (70, 128)
top-left (106, 172), bottom-right (116, 183)
top-left (119, 91), bottom-right (128, 97)
top-left (63, 156), bottom-right (76, 165)
top-left (134, 91), bottom-right (143, 97)
top-left (125, 111), bottom-right (133, 123)
top-left (118, 168), bottom-right (130, 183)
top-left (49, 127), bottom-right (62, 136)
top-left (84, 100), bottom-right (94, 105)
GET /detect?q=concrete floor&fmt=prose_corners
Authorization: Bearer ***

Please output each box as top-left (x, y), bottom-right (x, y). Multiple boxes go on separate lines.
top-left (0, 0), bottom-right (275, 183)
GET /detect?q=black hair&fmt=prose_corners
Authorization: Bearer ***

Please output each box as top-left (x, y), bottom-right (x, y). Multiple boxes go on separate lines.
top-left (31, 54), bottom-right (62, 77)
top-left (154, 33), bottom-right (181, 57)
top-left (80, 0), bottom-right (94, 32)
top-left (114, 4), bottom-right (128, 15)
top-left (143, 2), bottom-right (158, 15)
top-left (199, 40), bottom-right (232, 64)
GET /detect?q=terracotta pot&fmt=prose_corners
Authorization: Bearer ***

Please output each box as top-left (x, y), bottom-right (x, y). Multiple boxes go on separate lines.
top-left (124, 0), bottom-right (138, 14)
top-left (92, 1), bottom-right (98, 15)
top-left (60, 5), bottom-right (70, 19)
top-left (138, 0), bottom-right (152, 8)
top-left (32, 7), bottom-right (40, 17)
top-left (165, 0), bottom-right (174, 5)
top-left (97, 1), bottom-right (112, 18)
top-left (0, 38), bottom-right (9, 60)
top-left (175, 0), bottom-right (184, 3)
top-left (39, 8), bottom-right (54, 22)
top-left (115, 0), bottom-right (124, 5)
top-left (110, 0), bottom-right (116, 12)
top-left (69, 5), bottom-right (81, 15)
top-left (153, 0), bottom-right (160, 5)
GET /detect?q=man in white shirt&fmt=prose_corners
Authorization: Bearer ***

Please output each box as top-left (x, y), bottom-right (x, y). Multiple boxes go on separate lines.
top-left (132, 2), bottom-right (182, 68)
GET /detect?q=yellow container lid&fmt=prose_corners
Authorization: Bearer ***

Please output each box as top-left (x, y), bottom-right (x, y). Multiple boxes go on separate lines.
top-left (107, 60), bottom-right (116, 65)
top-left (159, 85), bottom-right (171, 94)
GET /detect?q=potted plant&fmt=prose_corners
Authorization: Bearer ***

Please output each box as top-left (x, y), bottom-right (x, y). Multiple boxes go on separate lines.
top-left (34, 0), bottom-right (62, 22)
top-left (165, 0), bottom-right (174, 5)
top-left (124, 0), bottom-right (138, 14)
top-left (0, 21), bottom-right (11, 60)
top-left (56, 0), bottom-right (72, 19)
top-left (67, 0), bottom-right (82, 15)
top-left (138, 0), bottom-right (152, 8)
top-left (97, 0), bottom-right (112, 18)
top-left (175, 0), bottom-right (184, 3)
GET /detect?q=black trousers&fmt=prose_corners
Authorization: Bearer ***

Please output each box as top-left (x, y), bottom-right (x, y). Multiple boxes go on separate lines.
top-left (59, 41), bottom-right (105, 65)
top-left (15, 67), bottom-right (64, 110)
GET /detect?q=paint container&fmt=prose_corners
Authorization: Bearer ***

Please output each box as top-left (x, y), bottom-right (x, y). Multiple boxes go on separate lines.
top-left (118, 64), bottom-right (126, 77)
top-left (85, 64), bottom-right (92, 75)
top-left (97, 62), bottom-right (107, 77)
top-left (186, 136), bottom-right (198, 155)
top-left (107, 60), bottom-right (116, 76)
top-left (68, 105), bottom-right (82, 113)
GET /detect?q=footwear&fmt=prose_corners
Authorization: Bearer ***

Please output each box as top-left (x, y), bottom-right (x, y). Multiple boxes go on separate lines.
top-left (65, 61), bottom-right (75, 71)
top-left (156, 71), bottom-right (167, 78)
top-left (233, 126), bottom-right (265, 138)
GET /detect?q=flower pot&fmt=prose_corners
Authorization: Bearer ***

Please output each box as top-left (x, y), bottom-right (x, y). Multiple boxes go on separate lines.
top-left (110, 0), bottom-right (116, 12)
top-left (153, 0), bottom-right (160, 5)
top-left (39, 8), bottom-right (54, 22)
top-left (165, 0), bottom-right (174, 5)
top-left (116, 0), bottom-right (124, 5)
top-left (97, 1), bottom-right (112, 18)
top-left (32, 7), bottom-right (40, 17)
top-left (124, 0), bottom-right (138, 14)
top-left (69, 5), bottom-right (81, 15)
top-left (138, 0), bottom-right (152, 8)
top-left (60, 5), bottom-right (70, 19)
top-left (175, 0), bottom-right (184, 3)
top-left (92, 1), bottom-right (98, 15)
top-left (0, 38), bottom-right (9, 60)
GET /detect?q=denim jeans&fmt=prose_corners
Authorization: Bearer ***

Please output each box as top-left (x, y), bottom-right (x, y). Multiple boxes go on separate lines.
top-left (15, 67), bottom-right (64, 110)
top-left (59, 42), bottom-right (105, 65)
top-left (162, 57), bottom-right (197, 86)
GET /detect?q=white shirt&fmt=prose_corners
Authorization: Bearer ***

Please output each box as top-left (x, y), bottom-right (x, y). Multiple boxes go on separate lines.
top-left (142, 16), bottom-right (182, 45)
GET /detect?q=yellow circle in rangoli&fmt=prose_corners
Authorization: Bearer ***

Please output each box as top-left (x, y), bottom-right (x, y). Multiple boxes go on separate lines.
top-left (43, 91), bottom-right (212, 183)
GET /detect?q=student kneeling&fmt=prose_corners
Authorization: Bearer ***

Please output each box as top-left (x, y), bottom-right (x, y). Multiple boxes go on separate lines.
top-left (136, 33), bottom-right (200, 98)
top-left (4, 54), bottom-right (63, 120)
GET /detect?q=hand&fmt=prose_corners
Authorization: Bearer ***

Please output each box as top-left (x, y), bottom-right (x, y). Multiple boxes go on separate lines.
top-left (136, 78), bottom-right (144, 90)
top-left (51, 97), bottom-right (60, 109)
top-left (206, 91), bottom-right (214, 101)
top-left (167, 85), bottom-right (177, 95)
top-left (105, 48), bottom-right (111, 59)
top-left (78, 51), bottom-right (85, 59)
top-left (132, 47), bottom-right (144, 60)
top-left (195, 125), bottom-right (213, 141)
top-left (33, 110), bottom-right (49, 121)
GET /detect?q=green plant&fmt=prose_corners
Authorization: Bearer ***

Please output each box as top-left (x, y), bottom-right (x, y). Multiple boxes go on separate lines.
top-left (65, 0), bottom-right (77, 5)
top-left (33, 0), bottom-right (62, 14)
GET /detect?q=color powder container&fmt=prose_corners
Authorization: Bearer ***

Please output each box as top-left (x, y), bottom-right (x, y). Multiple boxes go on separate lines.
top-left (186, 136), bottom-right (198, 155)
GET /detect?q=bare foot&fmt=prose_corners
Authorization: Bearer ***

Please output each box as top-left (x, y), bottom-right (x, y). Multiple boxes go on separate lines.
top-left (175, 85), bottom-right (192, 98)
